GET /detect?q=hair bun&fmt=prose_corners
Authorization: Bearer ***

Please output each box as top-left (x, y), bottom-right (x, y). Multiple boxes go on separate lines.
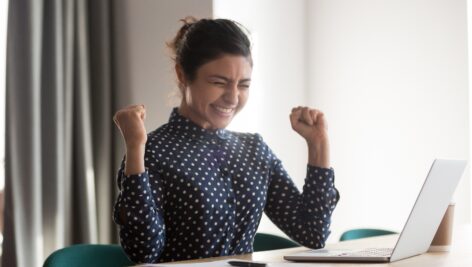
top-left (168, 16), bottom-right (199, 58)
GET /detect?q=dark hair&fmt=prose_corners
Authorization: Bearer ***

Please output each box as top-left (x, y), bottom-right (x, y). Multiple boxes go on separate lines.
top-left (168, 17), bottom-right (252, 83)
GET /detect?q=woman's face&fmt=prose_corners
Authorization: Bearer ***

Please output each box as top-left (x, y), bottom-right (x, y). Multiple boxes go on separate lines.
top-left (178, 54), bottom-right (252, 129)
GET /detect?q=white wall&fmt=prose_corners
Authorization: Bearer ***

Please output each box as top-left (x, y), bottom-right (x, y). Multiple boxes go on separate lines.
top-left (469, 0), bottom-right (472, 228)
top-left (307, 0), bottom-right (470, 241)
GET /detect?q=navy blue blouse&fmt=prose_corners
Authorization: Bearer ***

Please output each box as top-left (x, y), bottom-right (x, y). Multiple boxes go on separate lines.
top-left (113, 108), bottom-right (339, 263)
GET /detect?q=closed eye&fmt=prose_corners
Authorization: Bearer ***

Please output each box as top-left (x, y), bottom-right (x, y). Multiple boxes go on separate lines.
top-left (211, 81), bottom-right (226, 86)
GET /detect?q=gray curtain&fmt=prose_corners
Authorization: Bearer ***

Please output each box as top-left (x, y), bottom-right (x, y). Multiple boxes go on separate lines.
top-left (3, 0), bottom-right (121, 266)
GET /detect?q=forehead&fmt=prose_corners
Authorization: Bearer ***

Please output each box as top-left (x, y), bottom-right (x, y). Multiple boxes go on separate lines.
top-left (197, 54), bottom-right (252, 79)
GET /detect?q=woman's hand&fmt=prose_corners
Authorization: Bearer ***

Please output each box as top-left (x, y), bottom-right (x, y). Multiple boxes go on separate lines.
top-left (113, 105), bottom-right (148, 149)
top-left (113, 105), bottom-right (147, 175)
top-left (290, 106), bottom-right (330, 168)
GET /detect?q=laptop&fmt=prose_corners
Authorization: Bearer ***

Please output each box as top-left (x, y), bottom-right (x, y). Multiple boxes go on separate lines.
top-left (284, 159), bottom-right (467, 263)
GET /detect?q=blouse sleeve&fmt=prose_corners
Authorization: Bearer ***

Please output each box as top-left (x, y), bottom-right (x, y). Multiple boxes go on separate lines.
top-left (113, 158), bottom-right (166, 263)
top-left (264, 158), bottom-right (340, 249)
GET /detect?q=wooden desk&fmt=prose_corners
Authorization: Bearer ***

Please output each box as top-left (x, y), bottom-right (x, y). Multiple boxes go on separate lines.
top-left (172, 224), bottom-right (472, 266)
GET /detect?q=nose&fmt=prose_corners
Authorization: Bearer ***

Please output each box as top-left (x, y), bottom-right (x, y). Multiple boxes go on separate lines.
top-left (223, 83), bottom-right (239, 105)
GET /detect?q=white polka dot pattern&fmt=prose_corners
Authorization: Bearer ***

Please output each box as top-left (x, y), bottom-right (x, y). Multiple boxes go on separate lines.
top-left (113, 108), bottom-right (339, 263)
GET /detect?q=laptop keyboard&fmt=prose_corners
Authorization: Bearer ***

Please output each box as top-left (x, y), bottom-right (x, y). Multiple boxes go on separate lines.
top-left (310, 248), bottom-right (393, 257)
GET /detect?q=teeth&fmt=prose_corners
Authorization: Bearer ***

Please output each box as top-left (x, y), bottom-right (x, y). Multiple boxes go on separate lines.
top-left (214, 106), bottom-right (233, 113)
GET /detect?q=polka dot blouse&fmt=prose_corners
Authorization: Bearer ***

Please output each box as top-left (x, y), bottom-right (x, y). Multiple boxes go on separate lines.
top-left (113, 108), bottom-right (340, 263)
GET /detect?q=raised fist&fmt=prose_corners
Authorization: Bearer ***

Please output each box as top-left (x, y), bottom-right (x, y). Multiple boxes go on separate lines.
top-left (113, 105), bottom-right (148, 149)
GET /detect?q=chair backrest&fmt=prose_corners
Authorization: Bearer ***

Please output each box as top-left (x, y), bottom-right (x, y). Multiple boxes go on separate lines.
top-left (253, 233), bottom-right (300, 252)
top-left (43, 244), bottom-right (134, 267)
top-left (339, 228), bottom-right (397, 241)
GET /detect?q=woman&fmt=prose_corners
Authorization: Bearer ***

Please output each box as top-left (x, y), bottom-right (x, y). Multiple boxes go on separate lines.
top-left (113, 17), bottom-right (339, 263)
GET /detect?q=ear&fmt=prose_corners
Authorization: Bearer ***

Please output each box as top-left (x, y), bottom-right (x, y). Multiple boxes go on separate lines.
top-left (175, 64), bottom-right (186, 90)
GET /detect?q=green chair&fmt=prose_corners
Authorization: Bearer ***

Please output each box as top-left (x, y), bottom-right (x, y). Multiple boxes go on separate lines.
top-left (43, 244), bottom-right (134, 267)
top-left (339, 228), bottom-right (397, 241)
top-left (253, 233), bottom-right (300, 252)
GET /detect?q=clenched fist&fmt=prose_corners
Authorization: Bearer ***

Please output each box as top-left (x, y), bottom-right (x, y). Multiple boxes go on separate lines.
top-left (290, 106), bottom-right (330, 168)
top-left (113, 105), bottom-right (148, 149)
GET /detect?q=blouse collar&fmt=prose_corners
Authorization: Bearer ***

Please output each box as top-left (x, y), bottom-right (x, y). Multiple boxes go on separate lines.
top-left (167, 107), bottom-right (231, 141)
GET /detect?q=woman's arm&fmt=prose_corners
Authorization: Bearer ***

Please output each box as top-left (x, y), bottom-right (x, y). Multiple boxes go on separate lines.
top-left (263, 107), bottom-right (338, 248)
top-left (113, 105), bottom-right (166, 263)
top-left (264, 160), bottom-right (339, 249)
top-left (113, 160), bottom-right (166, 263)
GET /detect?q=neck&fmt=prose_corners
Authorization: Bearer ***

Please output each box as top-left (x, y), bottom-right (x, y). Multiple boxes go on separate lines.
top-left (178, 103), bottom-right (212, 130)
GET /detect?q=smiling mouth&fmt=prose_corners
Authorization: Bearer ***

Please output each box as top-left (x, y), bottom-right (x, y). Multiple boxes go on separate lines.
top-left (212, 105), bottom-right (235, 116)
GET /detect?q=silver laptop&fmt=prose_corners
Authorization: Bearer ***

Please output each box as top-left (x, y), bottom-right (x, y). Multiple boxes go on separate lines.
top-left (284, 159), bottom-right (467, 263)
